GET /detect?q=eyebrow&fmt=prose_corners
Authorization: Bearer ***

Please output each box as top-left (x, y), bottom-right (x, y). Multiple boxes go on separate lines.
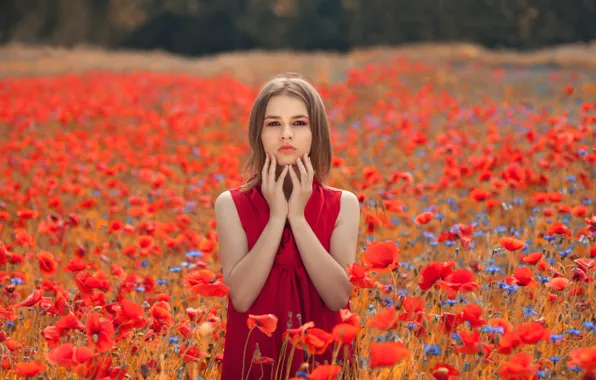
top-left (264, 115), bottom-right (309, 120)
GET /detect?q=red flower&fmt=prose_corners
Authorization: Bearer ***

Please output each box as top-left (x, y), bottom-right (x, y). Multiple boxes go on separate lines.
top-left (567, 345), bottom-right (596, 372)
top-left (419, 260), bottom-right (455, 291)
top-left (437, 269), bottom-right (479, 298)
top-left (362, 241), bottom-right (400, 272)
top-left (308, 364), bottom-right (341, 380)
top-left (547, 221), bottom-right (571, 237)
top-left (12, 361), bottom-right (44, 377)
top-left (37, 251), bottom-right (59, 278)
top-left (331, 323), bottom-right (358, 346)
top-left (46, 343), bottom-right (94, 367)
top-left (346, 262), bottom-right (375, 288)
top-left (515, 322), bottom-right (550, 344)
top-left (521, 252), bottom-right (542, 265)
top-left (183, 269), bottom-right (229, 297)
top-left (247, 314), bottom-right (278, 337)
top-left (431, 363), bottom-right (460, 380)
top-left (414, 211), bottom-right (434, 225)
top-left (85, 312), bottom-right (115, 353)
top-left (498, 352), bottom-right (538, 379)
top-left (369, 341), bottom-right (410, 368)
top-left (366, 307), bottom-right (398, 331)
top-left (498, 236), bottom-right (526, 251)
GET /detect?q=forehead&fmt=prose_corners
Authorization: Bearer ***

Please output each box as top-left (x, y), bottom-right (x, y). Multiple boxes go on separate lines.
top-left (264, 94), bottom-right (308, 116)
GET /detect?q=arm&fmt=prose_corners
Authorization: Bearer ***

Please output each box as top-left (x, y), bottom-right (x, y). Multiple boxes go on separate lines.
top-left (215, 191), bottom-right (286, 313)
top-left (289, 191), bottom-right (360, 311)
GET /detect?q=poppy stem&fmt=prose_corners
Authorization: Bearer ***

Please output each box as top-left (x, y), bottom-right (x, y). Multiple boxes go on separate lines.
top-left (283, 343), bottom-right (297, 380)
top-left (242, 327), bottom-right (255, 380)
top-left (275, 337), bottom-right (290, 380)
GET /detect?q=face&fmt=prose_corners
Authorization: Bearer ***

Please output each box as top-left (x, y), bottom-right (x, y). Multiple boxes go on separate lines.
top-left (261, 94), bottom-right (312, 167)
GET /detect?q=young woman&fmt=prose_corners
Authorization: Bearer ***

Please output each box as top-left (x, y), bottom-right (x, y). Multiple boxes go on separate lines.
top-left (215, 73), bottom-right (360, 379)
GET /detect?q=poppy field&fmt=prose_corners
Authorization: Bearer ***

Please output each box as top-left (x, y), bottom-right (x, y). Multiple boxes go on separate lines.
top-left (0, 53), bottom-right (595, 379)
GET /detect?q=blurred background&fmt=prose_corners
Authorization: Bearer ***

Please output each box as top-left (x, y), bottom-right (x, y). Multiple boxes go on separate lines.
top-left (1, 0), bottom-right (596, 56)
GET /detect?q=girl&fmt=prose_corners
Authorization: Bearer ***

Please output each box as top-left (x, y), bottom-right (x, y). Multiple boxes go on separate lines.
top-left (215, 73), bottom-right (360, 379)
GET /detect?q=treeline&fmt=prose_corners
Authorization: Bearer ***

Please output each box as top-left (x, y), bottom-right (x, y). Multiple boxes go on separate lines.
top-left (1, 0), bottom-right (595, 56)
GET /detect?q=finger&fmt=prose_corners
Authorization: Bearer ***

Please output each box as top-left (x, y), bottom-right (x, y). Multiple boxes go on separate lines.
top-left (288, 164), bottom-right (299, 186)
top-left (305, 154), bottom-right (315, 179)
top-left (262, 153), bottom-right (269, 186)
top-left (296, 157), bottom-right (308, 184)
top-left (276, 165), bottom-right (289, 190)
top-left (269, 154), bottom-right (277, 187)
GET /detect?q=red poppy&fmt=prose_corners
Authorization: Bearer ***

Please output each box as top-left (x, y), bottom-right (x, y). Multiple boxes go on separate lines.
top-left (12, 361), bottom-right (44, 377)
top-left (414, 211), bottom-right (434, 226)
top-left (366, 307), bottom-right (398, 331)
top-left (346, 262), bottom-right (375, 288)
top-left (431, 363), bottom-right (460, 380)
top-left (547, 221), bottom-right (571, 237)
top-left (437, 269), bottom-right (479, 298)
top-left (515, 322), bottom-right (550, 344)
top-left (183, 269), bottom-right (229, 297)
top-left (247, 314), bottom-right (278, 337)
top-left (546, 277), bottom-right (569, 291)
top-left (37, 251), bottom-right (59, 278)
top-left (361, 241), bottom-right (400, 272)
top-left (498, 236), bottom-right (526, 251)
top-left (498, 352), bottom-right (539, 379)
top-left (309, 364), bottom-right (341, 380)
top-left (470, 188), bottom-right (491, 202)
top-left (85, 312), bottom-right (115, 353)
top-left (419, 260), bottom-right (455, 291)
top-left (369, 341), bottom-right (410, 368)
top-left (331, 323), bottom-right (358, 346)
top-left (47, 343), bottom-right (94, 367)
top-left (521, 252), bottom-right (542, 265)
top-left (567, 345), bottom-right (596, 372)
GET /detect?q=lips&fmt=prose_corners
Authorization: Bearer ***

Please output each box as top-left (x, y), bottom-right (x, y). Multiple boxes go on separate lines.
top-left (278, 145), bottom-right (296, 152)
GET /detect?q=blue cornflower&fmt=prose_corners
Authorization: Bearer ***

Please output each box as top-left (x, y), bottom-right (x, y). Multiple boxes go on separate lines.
top-left (135, 286), bottom-right (145, 293)
top-left (10, 277), bottom-right (23, 285)
top-left (558, 248), bottom-right (572, 258)
top-left (451, 333), bottom-right (462, 342)
top-left (582, 321), bottom-right (596, 334)
top-left (186, 250), bottom-right (203, 258)
top-left (406, 323), bottom-right (417, 330)
top-left (156, 279), bottom-right (167, 285)
top-left (169, 337), bottom-right (179, 344)
top-left (169, 266), bottom-right (182, 273)
top-left (543, 235), bottom-right (556, 242)
top-left (384, 298), bottom-right (394, 307)
top-left (570, 365), bottom-right (583, 373)
top-left (442, 299), bottom-right (457, 307)
top-left (565, 328), bottom-right (582, 336)
top-left (423, 344), bottom-right (442, 356)
top-left (536, 276), bottom-right (551, 284)
top-left (295, 371), bottom-right (308, 378)
top-left (549, 334), bottom-right (563, 342)
top-left (549, 355), bottom-right (561, 363)
top-left (139, 260), bottom-right (150, 268)
top-left (522, 305), bottom-right (539, 318)
top-left (486, 265), bottom-right (503, 275)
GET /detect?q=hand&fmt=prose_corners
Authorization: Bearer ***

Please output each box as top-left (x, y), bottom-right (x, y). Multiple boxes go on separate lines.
top-left (261, 153), bottom-right (289, 221)
top-left (288, 153), bottom-right (314, 222)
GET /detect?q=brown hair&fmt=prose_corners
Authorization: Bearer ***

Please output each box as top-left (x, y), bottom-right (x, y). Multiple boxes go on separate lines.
top-left (240, 73), bottom-right (332, 192)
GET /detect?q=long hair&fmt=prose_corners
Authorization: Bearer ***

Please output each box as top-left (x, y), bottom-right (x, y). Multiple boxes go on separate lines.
top-left (240, 73), bottom-right (332, 192)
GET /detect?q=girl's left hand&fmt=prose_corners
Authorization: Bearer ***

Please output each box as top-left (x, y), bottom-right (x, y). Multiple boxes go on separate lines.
top-left (288, 153), bottom-right (314, 222)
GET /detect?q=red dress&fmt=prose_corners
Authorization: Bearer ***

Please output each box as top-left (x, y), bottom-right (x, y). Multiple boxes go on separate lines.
top-left (220, 179), bottom-right (352, 380)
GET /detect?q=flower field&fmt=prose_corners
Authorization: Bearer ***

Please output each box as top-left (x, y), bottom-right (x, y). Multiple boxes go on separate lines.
top-left (0, 52), bottom-right (595, 379)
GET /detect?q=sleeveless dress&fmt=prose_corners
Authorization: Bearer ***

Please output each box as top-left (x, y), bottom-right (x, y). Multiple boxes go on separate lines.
top-left (220, 179), bottom-right (352, 380)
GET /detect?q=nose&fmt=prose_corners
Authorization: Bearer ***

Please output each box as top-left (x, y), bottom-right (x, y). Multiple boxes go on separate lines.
top-left (280, 124), bottom-right (294, 140)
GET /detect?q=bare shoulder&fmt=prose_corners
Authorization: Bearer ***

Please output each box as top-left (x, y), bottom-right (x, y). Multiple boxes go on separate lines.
top-left (324, 187), bottom-right (360, 227)
top-left (214, 190), bottom-right (242, 231)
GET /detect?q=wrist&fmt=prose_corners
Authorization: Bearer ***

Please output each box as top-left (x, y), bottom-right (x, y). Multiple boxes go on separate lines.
top-left (269, 214), bottom-right (287, 224)
top-left (288, 214), bottom-right (306, 224)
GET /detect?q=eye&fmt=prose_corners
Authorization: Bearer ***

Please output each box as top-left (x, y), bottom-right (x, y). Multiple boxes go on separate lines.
top-left (294, 120), bottom-right (308, 126)
top-left (266, 121), bottom-right (280, 127)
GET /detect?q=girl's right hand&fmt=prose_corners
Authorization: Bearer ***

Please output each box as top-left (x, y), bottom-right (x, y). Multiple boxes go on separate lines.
top-left (261, 153), bottom-right (289, 221)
